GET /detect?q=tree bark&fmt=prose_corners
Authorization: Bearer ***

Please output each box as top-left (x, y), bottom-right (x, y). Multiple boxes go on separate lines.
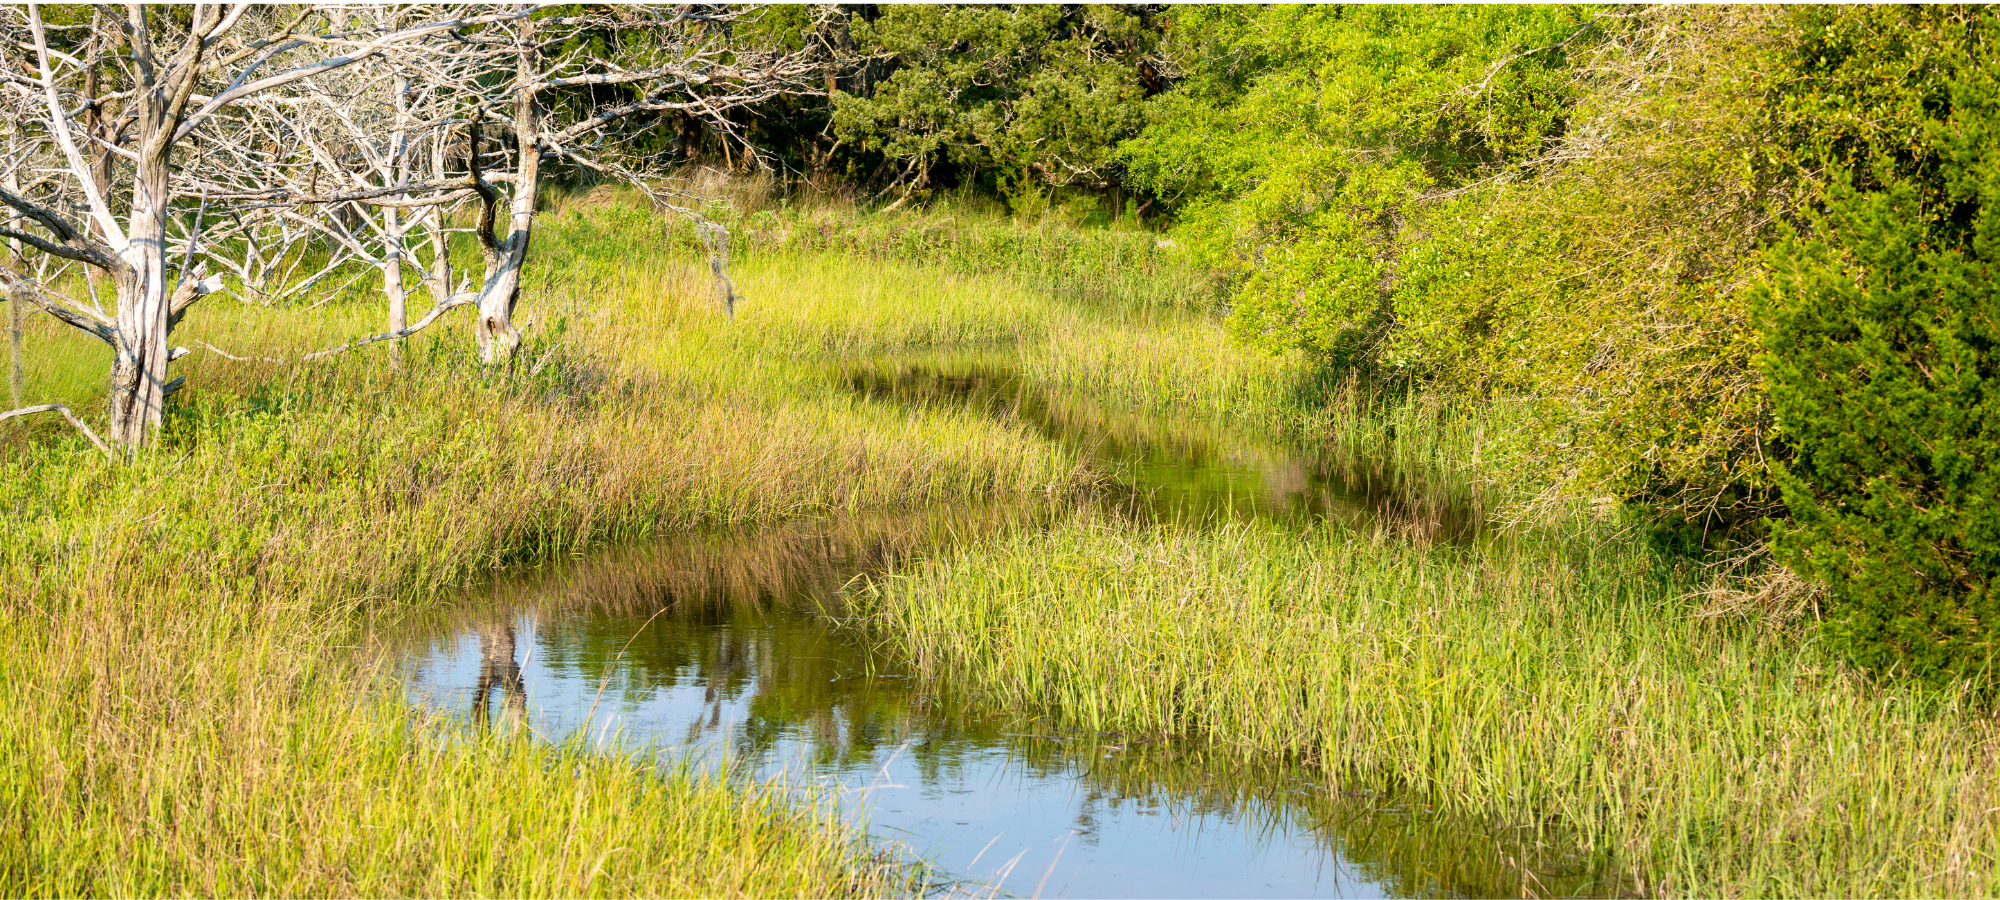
top-left (7, 282), bottom-right (21, 409)
top-left (382, 207), bottom-right (408, 333)
top-left (473, 52), bottom-right (543, 366)
top-left (4, 152), bottom-right (19, 409)
top-left (107, 133), bottom-right (175, 450)
top-left (381, 210), bottom-right (408, 370)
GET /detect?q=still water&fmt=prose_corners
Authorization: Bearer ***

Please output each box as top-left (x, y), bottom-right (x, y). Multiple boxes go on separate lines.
top-left (384, 360), bottom-right (1612, 898)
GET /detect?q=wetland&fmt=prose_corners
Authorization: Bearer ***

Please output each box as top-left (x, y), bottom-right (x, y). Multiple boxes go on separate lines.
top-left (382, 358), bottom-right (1605, 898)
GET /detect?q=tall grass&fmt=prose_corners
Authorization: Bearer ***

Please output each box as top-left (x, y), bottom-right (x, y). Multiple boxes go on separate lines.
top-left (562, 175), bottom-right (1219, 315)
top-left (1018, 311), bottom-right (1310, 426)
top-left (14, 184), bottom-right (1970, 900)
top-left (847, 514), bottom-right (2000, 898)
top-left (0, 202), bottom-right (1114, 895)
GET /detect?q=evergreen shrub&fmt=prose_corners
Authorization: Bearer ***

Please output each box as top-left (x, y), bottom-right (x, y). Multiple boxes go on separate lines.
top-left (1757, 61), bottom-right (2000, 680)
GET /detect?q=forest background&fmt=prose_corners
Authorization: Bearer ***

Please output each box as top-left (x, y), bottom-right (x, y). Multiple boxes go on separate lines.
top-left (722, 3), bottom-right (1998, 685)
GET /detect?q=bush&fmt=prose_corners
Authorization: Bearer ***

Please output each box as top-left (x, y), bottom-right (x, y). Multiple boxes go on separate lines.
top-left (1756, 46), bottom-right (2000, 680)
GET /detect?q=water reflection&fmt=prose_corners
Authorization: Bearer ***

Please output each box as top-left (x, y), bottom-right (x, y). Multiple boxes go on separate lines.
top-left (840, 356), bottom-right (1480, 541)
top-left (381, 359), bottom-right (1614, 897)
top-left (472, 621), bottom-right (527, 730)
top-left (385, 508), bottom-right (1622, 898)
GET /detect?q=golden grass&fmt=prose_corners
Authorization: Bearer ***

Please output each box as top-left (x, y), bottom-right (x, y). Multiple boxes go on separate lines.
top-left (0, 207), bottom-right (1110, 896)
top-left (13, 188), bottom-right (1988, 900)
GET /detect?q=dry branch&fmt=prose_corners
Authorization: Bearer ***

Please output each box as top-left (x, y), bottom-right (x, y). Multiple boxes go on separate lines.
top-left (0, 402), bottom-right (111, 455)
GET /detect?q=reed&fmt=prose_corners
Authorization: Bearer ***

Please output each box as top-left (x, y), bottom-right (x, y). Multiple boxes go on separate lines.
top-left (0, 203), bottom-right (1109, 896)
top-left (848, 512), bottom-right (2000, 898)
top-left (14, 186), bottom-right (1967, 900)
top-left (565, 177), bottom-right (1220, 316)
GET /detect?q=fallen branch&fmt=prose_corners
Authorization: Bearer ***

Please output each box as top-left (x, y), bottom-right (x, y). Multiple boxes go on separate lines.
top-left (301, 291), bottom-right (475, 360)
top-left (187, 285), bottom-right (479, 365)
top-left (0, 402), bottom-right (111, 455)
top-left (191, 341), bottom-right (282, 363)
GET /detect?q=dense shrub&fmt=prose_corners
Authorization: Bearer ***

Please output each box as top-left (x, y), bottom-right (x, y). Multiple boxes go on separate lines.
top-left (734, 5), bottom-right (1164, 210)
top-left (1121, 6), bottom-right (1791, 526)
top-left (1756, 10), bottom-right (2000, 681)
top-left (1126, 6), bottom-right (2000, 561)
top-left (1120, 5), bottom-right (1592, 366)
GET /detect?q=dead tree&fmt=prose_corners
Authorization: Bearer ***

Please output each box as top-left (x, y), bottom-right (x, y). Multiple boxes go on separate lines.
top-left (188, 8), bottom-right (475, 333)
top-left (183, 5), bottom-right (816, 367)
top-left (428, 5), bottom-right (817, 363)
top-left (0, 4), bottom-right (524, 452)
top-left (3, 122), bottom-right (26, 408)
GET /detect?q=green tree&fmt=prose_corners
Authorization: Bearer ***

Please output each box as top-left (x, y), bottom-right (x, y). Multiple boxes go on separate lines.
top-left (1121, 5), bottom-right (1594, 363)
top-left (1123, 6), bottom-right (2000, 548)
top-left (1756, 8), bottom-right (2000, 681)
top-left (828, 5), bottom-right (1161, 211)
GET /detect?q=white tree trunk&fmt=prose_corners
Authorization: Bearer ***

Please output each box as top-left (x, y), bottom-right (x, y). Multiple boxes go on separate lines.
top-left (3, 145), bottom-right (20, 408)
top-left (427, 219), bottom-right (454, 310)
top-left (7, 280), bottom-right (21, 409)
top-left (474, 72), bottom-right (543, 366)
top-left (474, 248), bottom-right (526, 365)
top-left (381, 207), bottom-right (407, 332)
top-left (107, 152), bottom-right (174, 450)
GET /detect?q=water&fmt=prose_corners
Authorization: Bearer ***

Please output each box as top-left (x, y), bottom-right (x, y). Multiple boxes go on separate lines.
top-left (382, 360), bottom-right (1612, 898)
top-left (840, 356), bottom-right (1477, 537)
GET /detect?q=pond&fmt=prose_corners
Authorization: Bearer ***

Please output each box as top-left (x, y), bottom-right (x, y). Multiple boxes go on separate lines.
top-left (381, 358), bottom-right (1616, 898)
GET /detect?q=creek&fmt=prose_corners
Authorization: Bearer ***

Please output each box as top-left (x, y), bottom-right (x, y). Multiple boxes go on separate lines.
top-left (382, 357), bottom-right (1615, 898)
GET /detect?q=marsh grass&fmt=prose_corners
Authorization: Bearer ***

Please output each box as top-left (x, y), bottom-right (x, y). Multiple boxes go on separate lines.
top-left (848, 513), bottom-right (2000, 898)
top-left (379, 506), bottom-right (1630, 899)
top-left (557, 176), bottom-right (1217, 315)
top-left (0, 202), bottom-right (1122, 895)
top-left (11, 184), bottom-right (1979, 899)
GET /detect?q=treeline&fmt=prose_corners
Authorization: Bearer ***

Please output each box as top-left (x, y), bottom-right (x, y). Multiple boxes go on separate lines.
top-left (710, 5), bottom-right (1167, 216)
top-left (5, 5), bottom-right (1993, 684)
top-left (762, 6), bottom-right (1999, 685)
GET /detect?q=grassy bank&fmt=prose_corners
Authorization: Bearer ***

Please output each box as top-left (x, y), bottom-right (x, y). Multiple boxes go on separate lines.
top-left (696, 199), bottom-right (2000, 895)
top-left (3, 369), bottom-right (924, 896)
top-left (848, 512), bottom-right (2000, 897)
top-left (0, 197), bottom-right (1139, 894)
top-left (15, 187), bottom-right (1984, 898)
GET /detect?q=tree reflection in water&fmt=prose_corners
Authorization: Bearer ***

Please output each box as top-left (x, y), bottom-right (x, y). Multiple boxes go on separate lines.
top-left (375, 358), bottom-right (1619, 898)
top-left (472, 621), bottom-right (527, 731)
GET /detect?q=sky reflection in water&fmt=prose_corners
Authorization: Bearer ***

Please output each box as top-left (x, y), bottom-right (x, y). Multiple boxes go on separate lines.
top-left (386, 361), bottom-right (1612, 899)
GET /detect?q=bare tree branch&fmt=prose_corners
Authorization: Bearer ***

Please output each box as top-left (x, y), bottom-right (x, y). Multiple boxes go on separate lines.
top-left (0, 265), bottom-right (115, 344)
top-left (28, 9), bottom-right (124, 248)
top-left (174, 8), bottom-right (535, 142)
top-left (299, 290), bottom-right (476, 360)
top-left (0, 402), bottom-right (111, 455)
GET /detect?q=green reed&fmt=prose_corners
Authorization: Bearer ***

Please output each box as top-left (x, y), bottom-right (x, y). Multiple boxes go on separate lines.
top-left (0, 202), bottom-right (1121, 896)
top-left (848, 512), bottom-right (2000, 898)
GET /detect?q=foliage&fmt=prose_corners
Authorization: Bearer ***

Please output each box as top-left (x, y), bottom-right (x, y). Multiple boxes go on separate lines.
top-left (1755, 7), bottom-right (2000, 683)
top-left (1121, 5), bottom-right (1594, 361)
top-left (1118, 6), bottom-right (2000, 551)
top-left (821, 5), bottom-right (1161, 210)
